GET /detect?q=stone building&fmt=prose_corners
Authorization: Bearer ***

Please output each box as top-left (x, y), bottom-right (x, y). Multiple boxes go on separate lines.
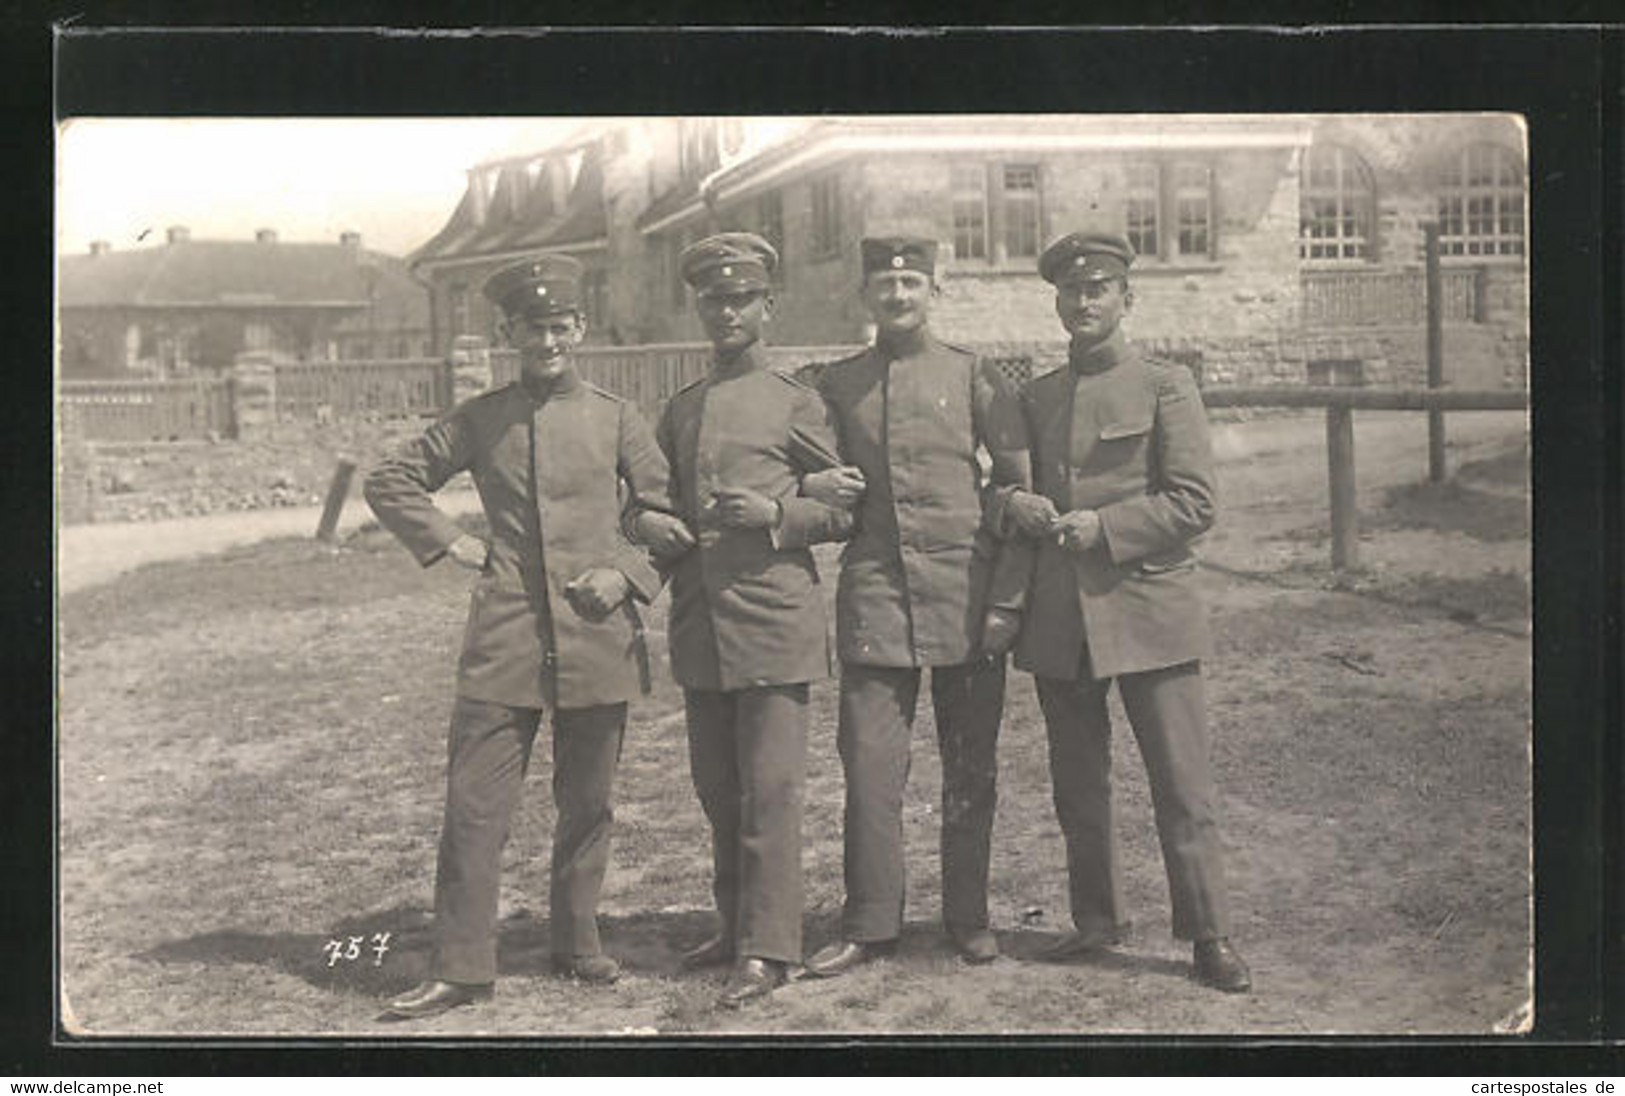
top-left (58, 228), bottom-right (432, 378)
top-left (412, 114), bottom-right (1529, 388)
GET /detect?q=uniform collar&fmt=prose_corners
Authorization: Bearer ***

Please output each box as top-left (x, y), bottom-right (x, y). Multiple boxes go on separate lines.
top-left (709, 340), bottom-right (770, 380)
top-left (874, 326), bottom-right (935, 362)
top-left (520, 362), bottom-right (583, 404)
top-left (1070, 330), bottom-right (1132, 375)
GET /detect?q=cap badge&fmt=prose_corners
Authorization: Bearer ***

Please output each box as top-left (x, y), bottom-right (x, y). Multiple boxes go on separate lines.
top-left (721, 265), bottom-right (733, 277)
top-left (536, 285), bottom-right (548, 296)
top-left (890, 255), bottom-right (905, 268)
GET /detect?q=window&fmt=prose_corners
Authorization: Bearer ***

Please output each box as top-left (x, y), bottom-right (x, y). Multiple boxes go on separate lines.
top-left (679, 119), bottom-right (720, 181)
top-left (757, 191), bottom-right (785, 258)
top-left (1124, 163), bottom-right (1160, 259)
top-left (243, 321), bottom-right (273, 351)
top-left (950, 165), bottom-right (988, 261)
top-left (583, 268), bottom-right (610, 330)
top-left (810, 175), bottom-right (842, 258)
top-left (1437, 143), bottom-right (1524, 257)
top-left (669, 231), bottom-right (687, 309)
top-left (1001, 165), bottom-right (1042, 260)
top-left (1121, 159), bottom-right (1214, 263)
top-left (1300, 144), bottom-right (1375, 262)
top-left (448, 283), bottom-right (469, 339)
top-left (948, 162), bottom-right (1045, 265)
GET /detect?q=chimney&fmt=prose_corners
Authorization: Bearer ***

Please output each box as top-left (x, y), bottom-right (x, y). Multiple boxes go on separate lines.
top-left (166, 226), bottom-right (190, 244)
top-left (88, 240), bottom-right (110, 257)
top-left (340, 231), bottom-right (361, 249)
top-left (255, 228), bottom-right (278, 244)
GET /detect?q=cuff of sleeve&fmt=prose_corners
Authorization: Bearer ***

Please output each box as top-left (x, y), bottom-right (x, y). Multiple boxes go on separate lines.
top-left (415, 515), bottom-right (471, 568)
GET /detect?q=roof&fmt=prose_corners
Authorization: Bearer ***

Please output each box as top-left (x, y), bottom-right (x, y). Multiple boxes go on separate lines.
top-left (410, 142), bottom-right (609, 269)
top-left (59, 240), bottom-right (428, 324)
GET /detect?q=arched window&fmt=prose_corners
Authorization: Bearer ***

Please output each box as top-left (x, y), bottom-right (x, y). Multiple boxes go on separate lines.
top-left (1300, 143), bottom-right (1375, 262)
top-left (1436, 143), bottom-right (1524, 257)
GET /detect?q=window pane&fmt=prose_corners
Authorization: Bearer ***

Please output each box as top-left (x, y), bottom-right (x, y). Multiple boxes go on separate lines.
top-left (1002, 164), bottom-right (1041, 259)
top-left (1125, 162), bottom-right (1159, 259)
top-left (950, 165), bottom-right (987, 261)
top-left (1300, 144), bottom-right (1372, 262)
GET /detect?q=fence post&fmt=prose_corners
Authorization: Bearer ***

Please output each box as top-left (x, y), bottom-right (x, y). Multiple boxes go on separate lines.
top-left (1424, 222), bottom-right (1446, 483)
top-left (1327, 404), bottom-right (1359, 571)
top-left (229, 351), bottom-right (278, 441)
top-left (315, 458), bottom-right (357, 543)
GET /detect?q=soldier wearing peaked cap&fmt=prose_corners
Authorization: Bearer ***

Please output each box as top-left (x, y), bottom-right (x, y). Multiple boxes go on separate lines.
top-left (795, 235), bottom-right (1046, 976)
top-left (1004, 230), bottom-right (1251, 993)
top-left (630, 231), bottom-right (856, 1008)
top-left (364, 252), bottom-right (676, 1017)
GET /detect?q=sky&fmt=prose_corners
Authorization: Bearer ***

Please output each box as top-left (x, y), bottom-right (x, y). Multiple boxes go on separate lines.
top-left (55, 118), bottom-right (591, 260)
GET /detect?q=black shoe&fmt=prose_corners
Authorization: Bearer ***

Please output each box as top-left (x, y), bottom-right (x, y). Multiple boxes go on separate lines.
top-left (1037, 922), bottom-right (1132, 962)
top-left (948, 927), bottom-right (999, 964)
top-left (1193, 938), bottom-right (1252, 994)
top-left (680, 934), bottom-right (734, 971)
top-left (716, 957), bottom-right (787, 1009)
top-left (382, 979), bottom-right (493, 1020)
top-left (550, 953), bottom-right (622, 984)
top-left (802, 938), bottom-right (896, 978)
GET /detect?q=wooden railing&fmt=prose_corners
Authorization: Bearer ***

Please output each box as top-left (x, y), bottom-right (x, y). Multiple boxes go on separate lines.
top-left (276, 358), bottom-right (450, 419)
top-left (59, 379), bottom-right (232, 442)
top-left (1301, 267), bottom-right (1480, 327)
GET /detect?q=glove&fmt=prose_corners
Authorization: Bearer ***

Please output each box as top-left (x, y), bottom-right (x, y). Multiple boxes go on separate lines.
top-left (713, 486), bottom-right (781, 529)
top-left (445, 534), bottom-right (490, 571)
top-left (1053, 509), bottom-right (1104, 553)
top-left (801, 465), bottom-right (867, 508)
top-left (1006, 490), bottom-right (1060, 537)
top-left (980, 606), bottom-right (1022, 655)
top-left (633, 510), bottom-right (696, 559)
top-left (565, 568), bottom-right (630, 620)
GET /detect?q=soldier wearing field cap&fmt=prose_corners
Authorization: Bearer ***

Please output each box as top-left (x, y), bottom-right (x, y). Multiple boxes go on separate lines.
top-left (1005, 230), bottom-right (1250, 993)
top-left (365, 252), bottom-right (675, 1018)
top-left (631, 232), bottom-right (854, 1008)
top-left (797, 235), bottom-right (1040, 976)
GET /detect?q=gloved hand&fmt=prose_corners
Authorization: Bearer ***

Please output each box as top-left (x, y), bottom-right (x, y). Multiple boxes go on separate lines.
top-left (445, 534), bottom-right (490, 571)
top-left (1006, 490), bottom-right (1060, 537)
top-left (565, 568), bottom-right (630, 620)
top-left (1053, 509), bottom-right (1104, 553)
top-left (801, 466), bottom-right (867, 509)
top-left (633, 510), bottom-right (697, 559)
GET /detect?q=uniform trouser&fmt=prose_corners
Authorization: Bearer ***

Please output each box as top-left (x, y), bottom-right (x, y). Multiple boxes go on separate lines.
top-left (836, 657), bottom-right (1006, 942)
top-left (683, 683), bottom-right (809, 965)
top-left (1034, 660), bottom-right (1231, 943)
top-left (430, 696), bottom-right (626, 984)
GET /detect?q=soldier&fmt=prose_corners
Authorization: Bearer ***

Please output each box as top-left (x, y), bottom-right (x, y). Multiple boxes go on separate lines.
top-left (1006, 230), bottom-right (1250, 993)
top-left (364, 253), bottom-right (673, 1019)
top-left (632, 232), bottom-right (853, 1007)
top-left (798, 236), bottom-right (1038, 975)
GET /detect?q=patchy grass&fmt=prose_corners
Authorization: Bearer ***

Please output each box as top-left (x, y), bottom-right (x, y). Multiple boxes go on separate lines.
top-left (57, 416), bottom-right (1531, 1037)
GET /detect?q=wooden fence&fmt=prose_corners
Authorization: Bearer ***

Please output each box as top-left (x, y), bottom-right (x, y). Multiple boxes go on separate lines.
top-left (58, 378), bottom-right (232, 442)
top-left (1301, 267), bottom-right (1480, 327)
top-left (276, 358), bottom-right (451, 420)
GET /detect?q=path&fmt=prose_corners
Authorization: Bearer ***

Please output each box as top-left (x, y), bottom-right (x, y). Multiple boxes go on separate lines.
top-left (56, 410), bottom-right (1526, 595)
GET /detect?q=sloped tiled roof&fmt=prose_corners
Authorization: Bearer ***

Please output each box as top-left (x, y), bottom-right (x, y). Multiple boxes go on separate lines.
top-left (58, 239), bottom-right (409, 310)
top-left (411, 142), bottom-right (609, 268)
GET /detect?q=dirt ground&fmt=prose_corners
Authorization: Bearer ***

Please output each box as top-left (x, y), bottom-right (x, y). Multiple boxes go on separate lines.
top-left (56, 410), bottom-right (1530, 1037)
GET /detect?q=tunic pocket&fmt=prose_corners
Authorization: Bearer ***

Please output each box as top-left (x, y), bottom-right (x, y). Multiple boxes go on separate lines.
top-left (1099, 419), bottom-right (1153, 441)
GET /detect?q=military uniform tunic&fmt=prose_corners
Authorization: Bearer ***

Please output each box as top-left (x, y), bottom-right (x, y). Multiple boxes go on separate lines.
top-left (656, 350), bottom-right (850, 691)
top-left (807, 333), bottom-right (1031, 667)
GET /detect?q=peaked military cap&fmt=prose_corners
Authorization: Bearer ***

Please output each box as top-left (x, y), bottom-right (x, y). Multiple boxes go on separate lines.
top-left (860, 236), bottom-right (938, 278)
top-left (680, 232), bottom-right (778, 296)
top-left (1039, 231), bottom-right (1136, 285)
top-left (483, 253), bottom-right (585, 318)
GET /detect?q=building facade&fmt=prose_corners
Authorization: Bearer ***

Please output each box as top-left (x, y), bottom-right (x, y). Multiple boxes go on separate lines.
top-left (412, 115), bottom-right (1529, 388)
top-left (59, 228), bottom-right (432, 379)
